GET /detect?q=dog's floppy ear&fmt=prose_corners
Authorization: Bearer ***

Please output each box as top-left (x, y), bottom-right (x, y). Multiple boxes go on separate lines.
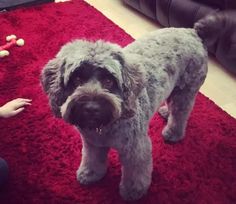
top-left (112, 52), bottom-right (146, 118)
top-left (41, 58), bottom-right (67, 118)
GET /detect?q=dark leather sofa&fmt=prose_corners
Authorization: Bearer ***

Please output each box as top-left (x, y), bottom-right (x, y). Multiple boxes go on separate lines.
top-left (122, 0), bottom-right (236, 75)
top-left (0, 0), bottom-right (53, 11)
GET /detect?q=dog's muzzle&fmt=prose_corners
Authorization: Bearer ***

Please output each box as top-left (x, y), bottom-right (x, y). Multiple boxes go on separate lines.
top-left (61, 96), bottom-right (115, 131)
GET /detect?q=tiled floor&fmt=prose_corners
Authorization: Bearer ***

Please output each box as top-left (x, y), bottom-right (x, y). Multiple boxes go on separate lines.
top-left (85, 0), bottom-right (236, 118)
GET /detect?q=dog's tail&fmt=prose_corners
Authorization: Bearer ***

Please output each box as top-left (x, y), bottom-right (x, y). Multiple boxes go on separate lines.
top-left (194, 10), bottom-right (235, 51)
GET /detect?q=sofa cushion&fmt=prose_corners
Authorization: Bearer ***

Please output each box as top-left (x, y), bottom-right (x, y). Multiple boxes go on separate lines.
top-left (0, 0), bottom-right (53, 11)
top-left (156, 0), bottom-right (218, 27)
top-left (123, 0), bottom-right (156, 19)
top-left (197, 0), bottom-right (236, 9)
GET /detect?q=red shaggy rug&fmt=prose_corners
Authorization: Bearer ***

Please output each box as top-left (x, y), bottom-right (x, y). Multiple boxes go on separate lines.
top-left (0, 1), bottom-right (236, 203)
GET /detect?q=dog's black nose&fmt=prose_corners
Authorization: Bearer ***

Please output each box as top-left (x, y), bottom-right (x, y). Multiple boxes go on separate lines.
top-left (83, 101), bottom-right (101, 117)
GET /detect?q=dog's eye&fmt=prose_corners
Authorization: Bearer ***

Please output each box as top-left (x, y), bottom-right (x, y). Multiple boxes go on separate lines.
top-left (102, 78), bottom-right (114, 89)
top-left (72, 76), bottom-right (84, 86)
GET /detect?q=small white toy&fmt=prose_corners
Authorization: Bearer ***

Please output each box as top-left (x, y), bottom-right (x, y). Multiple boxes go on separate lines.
top-left (0, 35), bottom-right (25, 58)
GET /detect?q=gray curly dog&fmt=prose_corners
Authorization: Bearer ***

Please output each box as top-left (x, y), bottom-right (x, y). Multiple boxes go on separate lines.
top-left (41, 26), bottom-right (208, 200)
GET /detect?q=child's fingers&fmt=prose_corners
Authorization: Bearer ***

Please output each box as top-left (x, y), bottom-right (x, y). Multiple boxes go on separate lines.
top-left (23, 102), bottom-right (32, 106)
top-left (16, 98), bottom-right (32, 102)
top-left (13, 101), bottom-right (31, 109)
top-left (20, 102), bottom-right (32, 107)
top-left (13, 107), bottom-right (25, 115)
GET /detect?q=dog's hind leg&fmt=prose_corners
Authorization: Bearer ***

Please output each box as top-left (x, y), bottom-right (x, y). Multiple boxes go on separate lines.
top-left (161, 60), bottom-right (207, 143)
top-left (161, 86), bottom-right (200, 143)
top-left (77, 138), bottom-right (109, 185)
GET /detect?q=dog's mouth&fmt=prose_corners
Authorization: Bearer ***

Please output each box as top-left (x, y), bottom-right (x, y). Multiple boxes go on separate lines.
top-left (86, 119), bottom-right (104, 132)
top-left (90, 123), bottom-right (104, 135)
top-left (63, 99), bottom-right (114, 133)
top-left (75, 116), bottom-right (108, 135)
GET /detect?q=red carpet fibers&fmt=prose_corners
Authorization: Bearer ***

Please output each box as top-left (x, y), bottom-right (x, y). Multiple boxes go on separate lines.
top-left (0, 1), bottom-right (236, 203)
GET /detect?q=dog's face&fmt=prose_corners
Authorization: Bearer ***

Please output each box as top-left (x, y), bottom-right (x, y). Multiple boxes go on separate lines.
top-left (60, 62), bottom-right (123, 131)
top-left (41, 40), bottom-right (145, 131)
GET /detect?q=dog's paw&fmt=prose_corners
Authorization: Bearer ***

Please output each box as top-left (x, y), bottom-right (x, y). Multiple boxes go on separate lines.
top-left (158, 106), bottom-right (169, 119)
top-left (162, 125), bottom-right (184, 143)
top-left (76, 167), bottom-right (106, 185)
top-left (119, 180), bottom-right (149, 201)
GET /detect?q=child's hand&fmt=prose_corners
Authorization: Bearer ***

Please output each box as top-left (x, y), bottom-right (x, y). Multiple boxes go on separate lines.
top-left (0, 98), bottom-right (32, 118)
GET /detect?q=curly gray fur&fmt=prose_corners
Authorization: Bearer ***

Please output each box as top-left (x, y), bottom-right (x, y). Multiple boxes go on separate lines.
top-left (41, 27), bottom-right (208, 201)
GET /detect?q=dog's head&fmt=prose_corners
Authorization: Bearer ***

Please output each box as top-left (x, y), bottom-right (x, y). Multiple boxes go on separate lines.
top-left (41, 40), bottom-right (145, 131)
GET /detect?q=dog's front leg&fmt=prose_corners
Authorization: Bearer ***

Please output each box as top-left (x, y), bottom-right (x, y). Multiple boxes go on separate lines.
top-left (119, 136), bottom-right (152, 201)
top-left (77, 138), bottom-right (109, 185)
